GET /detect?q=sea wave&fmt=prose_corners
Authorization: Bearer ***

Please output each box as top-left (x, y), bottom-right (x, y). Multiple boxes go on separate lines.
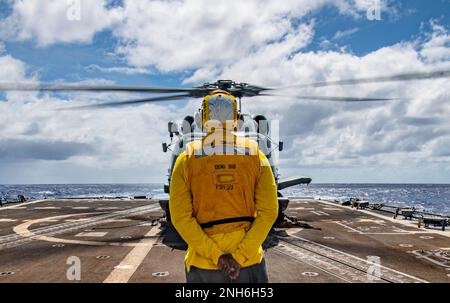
top-left (1, 183), bottom-right (449, 215)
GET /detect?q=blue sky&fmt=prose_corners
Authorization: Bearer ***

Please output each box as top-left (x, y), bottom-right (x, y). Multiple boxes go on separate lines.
top-left (0, 0), bottom-right (449, 184)
top-left (2, 0), bottom-right (449, 85)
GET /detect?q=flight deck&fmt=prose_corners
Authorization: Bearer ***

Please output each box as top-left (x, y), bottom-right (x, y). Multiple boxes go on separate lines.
top-left (0, 198), bottom-right (449, 283)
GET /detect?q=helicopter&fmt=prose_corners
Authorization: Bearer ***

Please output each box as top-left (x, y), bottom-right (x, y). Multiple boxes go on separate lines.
top-left (1, 70), bottom-right (450, 231)
top-left (157, 80), bottom-right (315, 228)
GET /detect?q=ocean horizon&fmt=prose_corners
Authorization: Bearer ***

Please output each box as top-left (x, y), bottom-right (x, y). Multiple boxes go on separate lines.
top-left (1, 183), bottom-right (449, 215)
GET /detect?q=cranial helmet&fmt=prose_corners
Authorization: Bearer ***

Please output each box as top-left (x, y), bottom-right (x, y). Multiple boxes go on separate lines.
top-left (201, 90), bottom-right (238, 131)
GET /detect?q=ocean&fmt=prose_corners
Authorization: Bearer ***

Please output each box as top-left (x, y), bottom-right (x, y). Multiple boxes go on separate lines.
top-left (1, 183), bottom-right (449, 215)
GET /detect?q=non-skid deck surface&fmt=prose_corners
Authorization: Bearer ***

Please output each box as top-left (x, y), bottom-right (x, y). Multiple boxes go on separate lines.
top-left (0, 198), bottom-right (449, 283)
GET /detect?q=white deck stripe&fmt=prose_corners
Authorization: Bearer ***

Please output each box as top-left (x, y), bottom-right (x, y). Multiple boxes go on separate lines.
top-left (317, 211), bottom-right (330, 216)
top-left (314, 199), bottom-right (450, 238)
top-left (288, 234), bottom-right (428, 283)
top-left (334, 221), bottom-right (415, 235)
top-left (0, 219), bottom-right (18, 222)
top-left (274, 243), bottom-right (354, 283)
top-left (0, 200), bottom-right (46, 211)
top-left (75, 232), bottom-right (108, 238)
top-left (4, 205), bottom-right (160, 250)
top-left (310, 211), bottom-right (323, 216)
top-left (103, 227), bottom-right (160, 283)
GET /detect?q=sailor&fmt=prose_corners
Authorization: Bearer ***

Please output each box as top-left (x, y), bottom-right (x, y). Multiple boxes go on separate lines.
top-left (169, 91), bottom-right (278, 283)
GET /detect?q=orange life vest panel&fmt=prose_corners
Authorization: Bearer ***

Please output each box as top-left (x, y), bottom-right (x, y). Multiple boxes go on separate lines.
top-left (185, 133), bottom-right (261, 236)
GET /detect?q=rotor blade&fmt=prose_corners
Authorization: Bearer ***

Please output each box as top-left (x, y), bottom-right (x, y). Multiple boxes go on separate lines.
top-left (59, 94), bottom-right (192, 110)
top-left (278, 69), bottom-right (450, 89)
top-left (0, 82), bottom-right (197, 94)
top-left (260, 93), bottom-right (395, 102)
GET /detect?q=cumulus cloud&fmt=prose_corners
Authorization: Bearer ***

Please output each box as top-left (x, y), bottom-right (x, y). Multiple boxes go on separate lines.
top-left (332, 27), bottom-right (360, 40)
top-left (110, 0), bottom-right (382, 74)
top-left (0, 53), bottom-right (191, 183)
top-left (420, 20), bottom-right (450, 63)
top-left (0, 54), bottom-right (27, 81)
top-left (114, 1), bottom-right (320, 71)
top-left (85, 64), bottom-right (151, 75)
top-left (319, 27), bottom-right (360, 49)
top-left (0, 0), bottom-right (123, 46)
top-left (0, 0), bottom-right (383, 74)
top-left (195, 20), bottom-right (450, 180)
top-left (0, 139), bottom-right (95, 161)
top-left (0, 1), bottom-right (449, 183)
top-left (0, 88), bottom-right (191, 183)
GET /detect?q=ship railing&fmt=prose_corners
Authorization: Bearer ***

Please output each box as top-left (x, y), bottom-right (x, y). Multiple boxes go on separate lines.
top-left (375, 204), bottom-right (449, 219)
top-left (366, 203), bottom-right (449, 231)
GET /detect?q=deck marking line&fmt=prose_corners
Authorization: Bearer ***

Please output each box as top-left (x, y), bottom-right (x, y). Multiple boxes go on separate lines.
top-left (334, 221), bottom-right (364, 234)
top-left (0, 200), bottom-right (46, 212)
top-left (289, 207), bottom-right (315, 211)
top-left (0, 219), bottom-right (18, 222)
top-left (323, 208), bottom-right (342, 211)
top-left (2, 204), bottom-right (160, 250)
top-left (273, 241), bottom-right (355, 283)
top-left (286, 228), bottom-right (303, 236)
top-left (408, 250), bottom-right (450, 269)
top-left (103, 226), bottom-right (161, 283)
top-left (334, 221), bottom-right (413, 235)
top-left (10, 213), bottom-right (159, 248)
top-left (75, 232), bottom-right (108, 238)
top-left (314, 199), bottom-right (450, 238)
top-left (310, 211), bottom-right (323, 216)
top-left (288, 234), bottom-right (428, 283)
top-left (317, 211), bottom-right (330, 216)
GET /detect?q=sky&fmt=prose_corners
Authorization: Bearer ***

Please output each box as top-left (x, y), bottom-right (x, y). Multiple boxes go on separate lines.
top-left (0, 0), bottom-right (449, 184)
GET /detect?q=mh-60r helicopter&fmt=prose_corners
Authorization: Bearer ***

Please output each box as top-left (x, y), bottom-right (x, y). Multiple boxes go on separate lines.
top-left (1, 70), bottom-right (449, 230)
top-left (158, 80), bottom-right (313, 227)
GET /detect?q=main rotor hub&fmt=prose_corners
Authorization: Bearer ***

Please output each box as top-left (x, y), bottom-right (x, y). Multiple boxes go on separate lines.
top-left (196, 80), bottom-right (267, 98)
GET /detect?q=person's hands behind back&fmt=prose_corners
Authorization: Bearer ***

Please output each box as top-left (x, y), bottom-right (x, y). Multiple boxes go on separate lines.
top-left (218, 254), bottom-right (241, 280)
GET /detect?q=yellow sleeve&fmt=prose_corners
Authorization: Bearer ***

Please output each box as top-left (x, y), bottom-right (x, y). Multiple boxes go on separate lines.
top-left (169, 152), bottom-right (224, 265)
top-left (232, 150), bottom-right (279, 265)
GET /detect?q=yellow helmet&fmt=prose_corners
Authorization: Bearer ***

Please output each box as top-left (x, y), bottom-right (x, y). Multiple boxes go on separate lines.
top-left (201, 90), bottom-right (238, 131)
